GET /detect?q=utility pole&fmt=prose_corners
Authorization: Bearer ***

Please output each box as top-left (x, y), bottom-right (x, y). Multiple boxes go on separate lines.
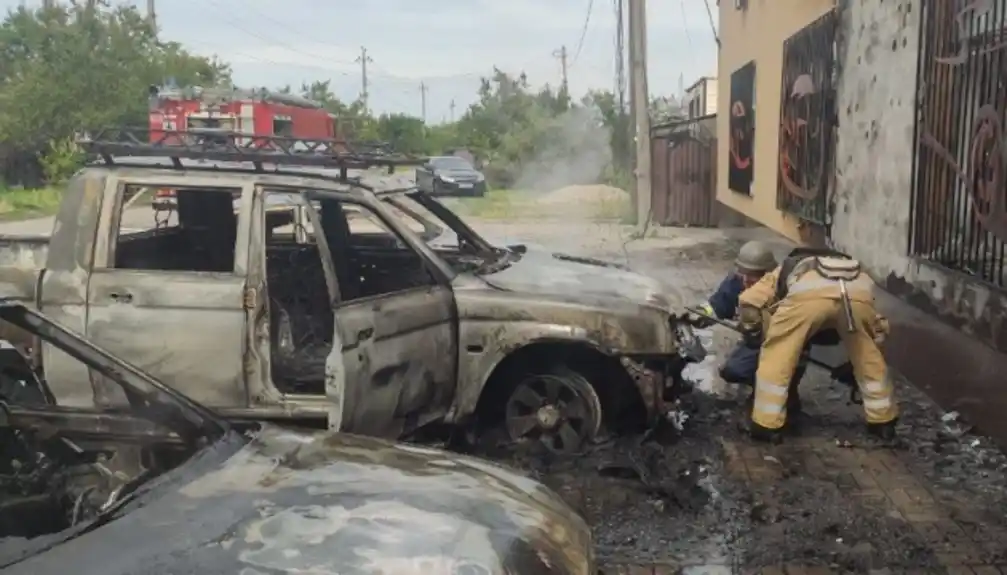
top-left (615, 0), bottom-right (627, 112)
top-left (449, 99), bottom-right (456, 122)
top-left (627, 0), bottom-right (651, 230)
top-left (419, 81), bottom-right (428, 124)
top-left (147, 0), bottom-right (157, 38)
top-left (355, 47), bottom-right (373, 112)
top-left (553, 45), bottom-right (569, 94)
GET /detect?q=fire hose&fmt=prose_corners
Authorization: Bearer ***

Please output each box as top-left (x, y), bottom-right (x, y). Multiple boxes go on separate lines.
top-left (685, 306), bottom-right (863, 405)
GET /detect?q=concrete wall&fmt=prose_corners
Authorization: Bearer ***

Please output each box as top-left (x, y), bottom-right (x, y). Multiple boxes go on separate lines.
top-left (716, 0), bottom-right (835, 243)
top-left (831, 0), bottom-right (919, 281)
top-left (832, 0), bottom-right (1007, 354)
top-left (704, 79), bottom-right (718, 116)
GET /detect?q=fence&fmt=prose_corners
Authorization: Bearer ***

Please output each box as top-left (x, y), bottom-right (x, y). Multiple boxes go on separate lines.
top-left (776, 9), bottom-right (837, 225)
top-left (911, 0), bottom-right (1007, 288)
top-left (650, 115), bottom-right (718, 227)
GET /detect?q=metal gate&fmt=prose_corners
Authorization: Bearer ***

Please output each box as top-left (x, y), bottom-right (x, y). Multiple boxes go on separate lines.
top-left (650, 115), bottom-right (718, 227)
top-left (911, 0), bottom-right (1007, 288)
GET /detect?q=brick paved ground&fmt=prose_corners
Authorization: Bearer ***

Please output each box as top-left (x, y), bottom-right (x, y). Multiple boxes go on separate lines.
top-left (467, 219), bottom-right (1007, 575)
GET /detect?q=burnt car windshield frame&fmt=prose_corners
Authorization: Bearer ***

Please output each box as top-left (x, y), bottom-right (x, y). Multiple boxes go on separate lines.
top-left (389, 190), bottom-right (497, 254)
top-left (303, 189), bottom-right (457, 284)
top-left (0, 301), bottom-right (228, 439)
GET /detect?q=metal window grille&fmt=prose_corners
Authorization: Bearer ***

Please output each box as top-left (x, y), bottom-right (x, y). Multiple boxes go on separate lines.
top-left (911, 0), bottom-right (1007, 288)
top-left (776, 10), bottom-right (837, 225)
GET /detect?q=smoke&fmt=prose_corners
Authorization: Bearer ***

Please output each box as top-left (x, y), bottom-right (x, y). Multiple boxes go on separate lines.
top-left (512, 105), bottom-right (614, 193)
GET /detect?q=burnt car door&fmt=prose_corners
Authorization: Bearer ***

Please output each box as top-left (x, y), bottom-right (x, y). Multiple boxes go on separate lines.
top-left (415, 161), bottom-right (434, 193)
top-left (312, 193), bottom-right (459, 439)
top-left (82, 174), bottom-right (252, 410)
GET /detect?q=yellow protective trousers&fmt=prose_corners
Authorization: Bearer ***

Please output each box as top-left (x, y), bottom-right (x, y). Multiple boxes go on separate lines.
top-left (750, 274), bottom-right (898, 430)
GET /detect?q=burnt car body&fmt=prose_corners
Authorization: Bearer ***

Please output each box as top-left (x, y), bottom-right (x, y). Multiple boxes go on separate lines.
top-left (0, 129), bottom-right (703, 455)
top-left (415, 155), bottom-right (487, 197)
top-left (0, 301), bottom-right (595, 574)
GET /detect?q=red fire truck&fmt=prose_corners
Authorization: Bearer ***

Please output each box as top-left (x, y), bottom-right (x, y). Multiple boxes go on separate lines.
top-left (148, 85), bottom-right (339, 142)
top-left (147, 85), bottom-right (344, 209)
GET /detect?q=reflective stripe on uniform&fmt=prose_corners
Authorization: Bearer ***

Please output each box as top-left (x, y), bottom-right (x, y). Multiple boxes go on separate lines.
top-left (753, 377), bottom-right (789, 419)
top-left (862, 380), bottom-right (887, 394)
top-left (786, 275), bottom-right (874, 297)
top-left (754, 400), bottom-right (785, 415)
top-left (755, 378), bottom-right (789, 397)
top-left (863, 397), bottom-right (892, 411)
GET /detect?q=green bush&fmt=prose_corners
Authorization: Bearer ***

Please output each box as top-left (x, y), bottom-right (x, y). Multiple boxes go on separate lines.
top-left (39, 137), bottom-right (83, 184)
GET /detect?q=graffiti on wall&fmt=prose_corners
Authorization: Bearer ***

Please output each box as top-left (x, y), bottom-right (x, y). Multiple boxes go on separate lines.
top-left (777, 10), bottom-right (836, 225)
top-left (916, 0), bottom-right (1007, 253)
top-left (728, 61), bottom-right (756, 195)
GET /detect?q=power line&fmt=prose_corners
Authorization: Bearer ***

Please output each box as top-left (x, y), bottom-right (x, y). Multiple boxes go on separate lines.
top-left (678, 0), bottom-right (695, 57)
top-left (569, 0), bottom-right (595, 68)
top-left (203, 0), bottom-right (357, 67)
top-left (701, 0), bottom-right (721, 48)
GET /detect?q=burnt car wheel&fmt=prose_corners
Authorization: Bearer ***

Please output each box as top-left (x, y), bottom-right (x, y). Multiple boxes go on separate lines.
top-left (504, 367), bottom-right (603, 455)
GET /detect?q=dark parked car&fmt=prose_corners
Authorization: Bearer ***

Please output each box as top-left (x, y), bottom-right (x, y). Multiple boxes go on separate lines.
top-left (415, 155), bottom-right (487, 197)
top-left (0, 301), bottom-right (596, 574)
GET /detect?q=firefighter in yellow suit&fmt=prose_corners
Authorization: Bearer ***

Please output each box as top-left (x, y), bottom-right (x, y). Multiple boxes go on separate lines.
top-left (736, 248), bottom-right (898, 443)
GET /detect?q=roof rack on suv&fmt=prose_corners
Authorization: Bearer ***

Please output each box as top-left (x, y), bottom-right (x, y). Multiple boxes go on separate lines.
top-left (76, 127), bottom-right (427, 176)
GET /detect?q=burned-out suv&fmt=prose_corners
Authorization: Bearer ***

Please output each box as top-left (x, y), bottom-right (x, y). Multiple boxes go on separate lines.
top-left (0, 129), bottom-right (704, 454)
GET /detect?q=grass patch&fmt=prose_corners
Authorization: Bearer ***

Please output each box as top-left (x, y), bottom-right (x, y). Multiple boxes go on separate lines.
top-left (0, 187), bottom-right (64, 221)
top-left (446, 189), bottom-right (535, 219)
top-left (447, 188), bottom-right (633, 222)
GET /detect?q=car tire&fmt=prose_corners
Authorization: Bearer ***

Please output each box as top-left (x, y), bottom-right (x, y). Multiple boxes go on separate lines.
top-left (503, 366), bottom-right (603, 455)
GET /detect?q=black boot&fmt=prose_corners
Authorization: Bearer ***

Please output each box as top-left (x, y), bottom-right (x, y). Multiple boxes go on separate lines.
top-left (739, 417), bottom-right (783, 444)
top-left (784, 390), bottom-right (804, 434)
top-left (866, 419), bottom-right (898, 441)
top-left (738, 398), bottom-right (782, 443)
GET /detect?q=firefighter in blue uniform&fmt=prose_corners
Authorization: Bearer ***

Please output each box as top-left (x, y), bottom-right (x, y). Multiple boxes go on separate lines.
top-left (695, 241), bottom-right (808, 417)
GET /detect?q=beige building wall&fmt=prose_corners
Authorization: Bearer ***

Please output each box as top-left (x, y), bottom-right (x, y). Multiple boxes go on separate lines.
top-left (704, 79), bottom-right (718, 116)
top-left (716, 0), bottom-right (835, 243)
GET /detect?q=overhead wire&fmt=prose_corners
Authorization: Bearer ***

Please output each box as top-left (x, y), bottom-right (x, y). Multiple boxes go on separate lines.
top-left (568, 0), bottom-right (595, 68)
top-left (163, 1), bottom-right (612, 117)
top-left (678, 0), bottom-right (695, 61)
top-left (701, 0), bottom-right (721, 48)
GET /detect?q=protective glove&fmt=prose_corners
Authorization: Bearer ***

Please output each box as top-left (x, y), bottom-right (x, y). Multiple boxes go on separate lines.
top-left (871, 314), bottom-right (890, 345)
top-left (688, 302), bottom-right (716, 328)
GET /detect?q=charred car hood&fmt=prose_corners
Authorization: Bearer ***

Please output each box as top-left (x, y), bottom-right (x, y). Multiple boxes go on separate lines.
top-left (9, 426), bottom-right (593, 575)
top-left (481, 248), bottom-right (671, 308)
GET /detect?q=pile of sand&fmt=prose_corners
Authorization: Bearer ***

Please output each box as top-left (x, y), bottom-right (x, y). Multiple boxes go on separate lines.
top-left (535, 184), bottom-right (630, 206)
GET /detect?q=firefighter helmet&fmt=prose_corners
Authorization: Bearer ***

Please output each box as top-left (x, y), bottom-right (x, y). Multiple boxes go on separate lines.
top-left (735, 241), bottom-right (777, 273)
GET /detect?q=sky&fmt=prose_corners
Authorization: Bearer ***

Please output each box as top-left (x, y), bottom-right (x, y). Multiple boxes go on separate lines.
top-left (10, 0), bottom-right (719, 123)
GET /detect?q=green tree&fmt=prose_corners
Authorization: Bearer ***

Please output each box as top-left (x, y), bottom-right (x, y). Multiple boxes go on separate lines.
top-left (0, 1), bottom-right (230, 185)
top-left (374, 113), bottom-right (426, 155)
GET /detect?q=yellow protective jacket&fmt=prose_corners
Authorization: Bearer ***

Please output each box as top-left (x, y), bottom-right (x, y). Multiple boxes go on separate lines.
top-left (736, 256), bottom-right (891, 344)
top-left (736, 266), bottom-right (783, 334)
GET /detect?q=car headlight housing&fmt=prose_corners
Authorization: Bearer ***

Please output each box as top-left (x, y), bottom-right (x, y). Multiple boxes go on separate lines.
top-left (440, 175), bottom-right (455, 183)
